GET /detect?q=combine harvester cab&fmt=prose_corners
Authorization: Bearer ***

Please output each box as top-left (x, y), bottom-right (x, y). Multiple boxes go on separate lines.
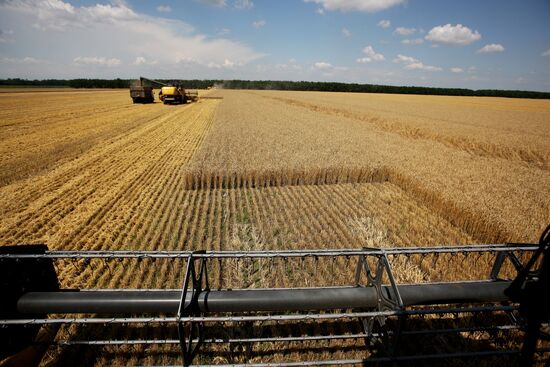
top-left (160, 86), bottom-right (186, 105)
top-left (159, 87), bottom-right (198, 104)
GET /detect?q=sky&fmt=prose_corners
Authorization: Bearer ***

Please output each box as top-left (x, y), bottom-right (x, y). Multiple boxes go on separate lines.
top-left (1, 0), bottom-right (549, 91)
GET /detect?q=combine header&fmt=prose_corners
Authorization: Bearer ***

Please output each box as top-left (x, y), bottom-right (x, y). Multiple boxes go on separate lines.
top-left (1, 227), bottom-right (548, 366)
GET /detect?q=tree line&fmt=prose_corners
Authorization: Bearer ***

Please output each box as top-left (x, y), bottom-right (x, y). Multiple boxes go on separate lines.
top-left (1, 78), bottom-right (549, 99)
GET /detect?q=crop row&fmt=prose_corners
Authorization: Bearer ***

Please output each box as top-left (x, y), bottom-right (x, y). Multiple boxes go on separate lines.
top-left (48, 181), bottom-right (475, 293)
top-left (256, 92), bottom-right (550, 170)
top-left (186, 90), bottom-right (550, 243)
top-left (0, 99), bottom-right (218, 247)
top-left (0, 90), bottom-right (168, 186)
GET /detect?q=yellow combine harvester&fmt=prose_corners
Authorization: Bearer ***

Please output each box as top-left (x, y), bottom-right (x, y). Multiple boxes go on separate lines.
top-left (159, 86), bottom-right (199, 104)
top-left (130, 77), bottom-right (198, 104)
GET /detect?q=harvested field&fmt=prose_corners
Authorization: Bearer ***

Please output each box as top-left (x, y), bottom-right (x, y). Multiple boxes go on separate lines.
top-left (48, 182), bottom-right (476, 291)
top-left (0, 89), bottom-right (162, 186)
top-left (0, 89), bottom-right (548, 366)
top-left (0, 89), bottom-right (217, 246)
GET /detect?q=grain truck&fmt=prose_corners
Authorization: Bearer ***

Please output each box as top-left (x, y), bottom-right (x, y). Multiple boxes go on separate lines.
top-left (129, 77), bottom-right (166, 103)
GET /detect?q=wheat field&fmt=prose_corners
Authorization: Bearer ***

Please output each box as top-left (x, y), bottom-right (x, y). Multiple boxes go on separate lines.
top-left (186, 89), bottom-right (549, 243)
top-left (0, 88), bottom-right (548, 365)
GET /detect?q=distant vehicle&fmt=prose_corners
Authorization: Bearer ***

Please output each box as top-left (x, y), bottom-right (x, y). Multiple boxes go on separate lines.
top-left (159, 86), bottom-right (198, 104)
top-left (129, 77), bottom-right (165, 104)
top-left (130, 77), bottom-right (199, 104)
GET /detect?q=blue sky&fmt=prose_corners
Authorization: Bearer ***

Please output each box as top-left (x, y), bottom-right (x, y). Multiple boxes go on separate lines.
top-left (1, 0), bottom-right (549, 91)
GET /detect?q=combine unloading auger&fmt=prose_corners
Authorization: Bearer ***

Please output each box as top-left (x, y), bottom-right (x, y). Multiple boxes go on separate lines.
top-left (1, 227), bottom-right (548, 366)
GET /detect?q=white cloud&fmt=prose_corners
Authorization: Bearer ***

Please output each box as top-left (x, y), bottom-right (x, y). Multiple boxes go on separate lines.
top-left (134, 56), bottom-right (147, 65)
top-left (393, 54), bottom-right (418, 64)
top-left (207, 58), bottom-right (239, 69)
top-left (198, 0), bottom-right (227, 7)
top-left (252, 20), bottom-right (266, 28)
top-left (304, 0), bottom-right (405, 13)
top-left (234, 0), bottom-right (254, 9)
top-left (1, 56), bottom-right (45, 64)
top-left (312, 61), bottom-right (347, 71)
top-left (342, 28), bottom-right (351, 37)
top-left (0, 28), bottom-right (14, 42)
top-left (223, 59), bottom-right (235, 68)
top-left (404, 62), bottom-right (441, 71)
top-left (0, 0), bottom-right (263, 77)
top-left (198, 0), bottom-right (253, 8)
top-left (394, 27), bottom-right (415, 36)
top-left (311, 61), bottom-right (348, 77)
top-left (156, 5), bottom-right (171, 13)
top-left (313, 61), bottom-right (332, 69)
top-left (401, 38), bottom-right (423, 45)
top-left (450, 67), bottom-right (463, 73)
top-left (176, 57), bottom-right (199, 66)
top-left (377, 19), bottom-right (390, 28)
top-left (477, 43), bottom-right (505, 53)
top-left (74, 56), bottom-right (121, 67)
top-left (356, 45), bottom-right (385, 63)
top-left (316, 7), bottom-right (325, 14)
top-left (275, 58), bottom-right (302, 71)
top-left (393, 54), bottom-right (440, 71)
top-left (425, 24), bottom-right (481, 45)
top-left (133, 56), bottom-right (157, 65)
top-left (2, 0), bottom-right (140, 32)
top-left (542, 49), bottom-right (550, 57)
